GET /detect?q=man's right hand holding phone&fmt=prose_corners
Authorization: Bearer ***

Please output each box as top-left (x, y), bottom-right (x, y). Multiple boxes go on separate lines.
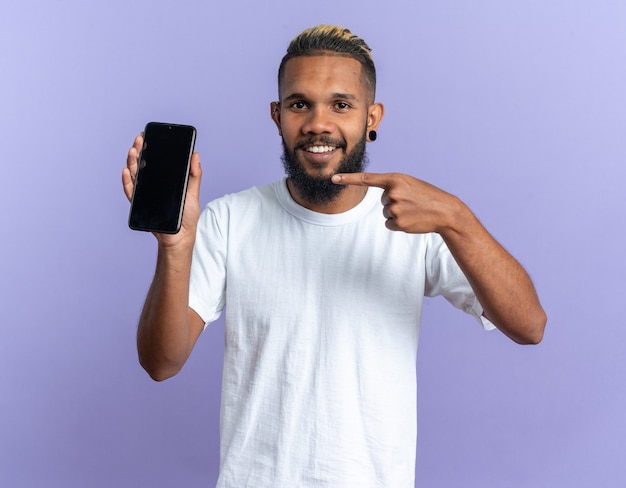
top-left (122, 133), bottom-right (203, 250)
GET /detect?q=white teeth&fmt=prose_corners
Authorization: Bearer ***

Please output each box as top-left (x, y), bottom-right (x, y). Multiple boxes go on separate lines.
top-left (306, 145), bottom-right (335, 153)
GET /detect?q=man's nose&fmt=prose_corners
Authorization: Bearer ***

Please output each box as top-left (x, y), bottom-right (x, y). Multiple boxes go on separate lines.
top-left (301, 107), bottom-right (335, 134)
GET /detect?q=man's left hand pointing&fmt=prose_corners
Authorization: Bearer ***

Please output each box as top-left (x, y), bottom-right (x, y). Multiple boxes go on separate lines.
top-left (332, 172), bottom-right (464, 234)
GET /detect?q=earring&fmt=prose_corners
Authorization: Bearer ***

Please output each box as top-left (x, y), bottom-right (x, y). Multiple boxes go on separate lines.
top-left (368, 130), bottom-right (377, 141)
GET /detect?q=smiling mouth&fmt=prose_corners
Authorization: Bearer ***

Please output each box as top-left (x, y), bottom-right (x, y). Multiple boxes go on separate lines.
top-left (295, 137), bottom-right (346, 155)
top-left (305, 145), bottom-right (337, 154)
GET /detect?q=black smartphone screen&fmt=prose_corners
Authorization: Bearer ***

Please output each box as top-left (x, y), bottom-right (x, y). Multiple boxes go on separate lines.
top-left (128, 122), bottom-right (197, 234)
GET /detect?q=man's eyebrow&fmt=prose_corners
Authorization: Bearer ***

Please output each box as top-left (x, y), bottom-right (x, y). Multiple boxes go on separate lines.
top-left (282, 92), bottom-right (358, 102)
top-left (283, 92), bottom-right (307, 102)
top-left (331, 92), bottom-right (357, 100)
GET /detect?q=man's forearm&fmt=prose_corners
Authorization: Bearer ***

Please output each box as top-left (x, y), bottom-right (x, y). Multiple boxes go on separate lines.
top-left (137, 244), bottom-right (196, 380)
top-left (441, 203), bottom-right (547, 344)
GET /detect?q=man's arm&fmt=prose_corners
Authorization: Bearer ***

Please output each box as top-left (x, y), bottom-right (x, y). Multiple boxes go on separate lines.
top-left (332, 172), bottom-right (547, 344)
top-left (134, 245), bottom-right (205, 381)
top-left (122, 135), bottom-right (206, 380)
top-left (434, 202), bottom-right (545, 344)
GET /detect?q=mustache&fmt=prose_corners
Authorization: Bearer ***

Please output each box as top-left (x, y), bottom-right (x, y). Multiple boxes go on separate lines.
top-left (293, 137), bottom-right (347, 152)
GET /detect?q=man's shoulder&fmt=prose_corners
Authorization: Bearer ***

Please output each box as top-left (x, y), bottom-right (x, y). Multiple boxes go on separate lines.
top-left (200, 180), bottom-right (284, 227)
top-left (206, 179), bottom-right (282, 209)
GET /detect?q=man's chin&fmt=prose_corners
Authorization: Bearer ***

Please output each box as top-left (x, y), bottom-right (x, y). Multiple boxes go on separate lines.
top-left (306, 167), bottom-right (340, 181)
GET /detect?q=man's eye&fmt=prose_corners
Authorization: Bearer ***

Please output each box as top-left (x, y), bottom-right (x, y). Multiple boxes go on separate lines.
top-left (291, 101), bottom-right (307, 109)
top-left (335, 102), bottom-right (350, 110)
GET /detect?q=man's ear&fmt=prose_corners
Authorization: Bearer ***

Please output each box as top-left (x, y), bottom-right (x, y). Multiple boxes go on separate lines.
top-left (367, 102), bottom-right (384, 135)
top-left (270, 101), bottom-right (282, 136)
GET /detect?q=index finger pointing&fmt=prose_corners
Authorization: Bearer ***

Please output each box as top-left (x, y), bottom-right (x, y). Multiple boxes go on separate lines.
top-left (331, 172), bottom-right (393, 189)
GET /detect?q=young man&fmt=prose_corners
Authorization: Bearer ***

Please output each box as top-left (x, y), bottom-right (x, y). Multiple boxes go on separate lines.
top-left (123, 25), bottom-right (546, 488)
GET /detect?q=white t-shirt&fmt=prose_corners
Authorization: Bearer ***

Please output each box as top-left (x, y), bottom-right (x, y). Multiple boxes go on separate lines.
top-left (189, 178), bottom-right (493, 488)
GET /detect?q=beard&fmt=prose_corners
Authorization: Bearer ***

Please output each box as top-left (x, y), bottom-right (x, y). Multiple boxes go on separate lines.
top-left (281, 134), bottom-right (369, 206)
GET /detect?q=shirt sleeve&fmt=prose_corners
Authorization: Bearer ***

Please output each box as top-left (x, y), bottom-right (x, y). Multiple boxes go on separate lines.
top-left (189, 202), bottom-right (228, 328)
top-left (423, 233), bottom-right (495, 331)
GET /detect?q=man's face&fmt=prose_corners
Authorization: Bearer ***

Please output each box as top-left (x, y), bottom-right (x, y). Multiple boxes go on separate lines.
top-left (272, 55), bottom-right (381, 205)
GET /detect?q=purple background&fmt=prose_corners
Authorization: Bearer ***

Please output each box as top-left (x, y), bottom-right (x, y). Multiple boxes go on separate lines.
top-left (2, 1), bottom-right (625, 486)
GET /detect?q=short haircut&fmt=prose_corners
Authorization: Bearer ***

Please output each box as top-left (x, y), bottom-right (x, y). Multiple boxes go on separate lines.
top-left (278, 25), bottom-right (377, 101)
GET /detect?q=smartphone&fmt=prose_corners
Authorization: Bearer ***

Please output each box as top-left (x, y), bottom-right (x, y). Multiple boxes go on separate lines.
top-left (128, 122), bottom-right (197, 234)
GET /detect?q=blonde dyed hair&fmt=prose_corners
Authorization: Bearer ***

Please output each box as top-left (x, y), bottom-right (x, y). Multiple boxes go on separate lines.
top-left (278, 25), bottom-right (377, 100)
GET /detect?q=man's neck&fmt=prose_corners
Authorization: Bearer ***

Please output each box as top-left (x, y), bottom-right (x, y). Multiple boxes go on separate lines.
top-left (286, 178), bottom-right (368, 214)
